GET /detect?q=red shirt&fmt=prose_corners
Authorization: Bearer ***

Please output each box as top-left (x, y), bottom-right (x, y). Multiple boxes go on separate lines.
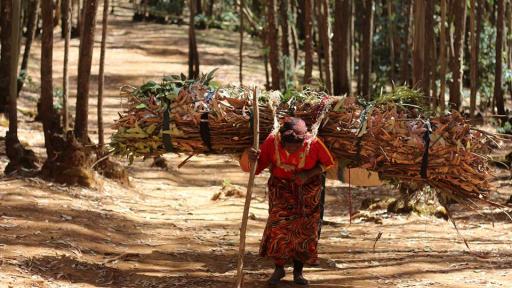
top-left (255, 133), bottom-right (335, 179)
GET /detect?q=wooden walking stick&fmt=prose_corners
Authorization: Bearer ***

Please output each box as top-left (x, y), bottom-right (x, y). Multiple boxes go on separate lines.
top-left (235, 87), bottom-right (260, 288)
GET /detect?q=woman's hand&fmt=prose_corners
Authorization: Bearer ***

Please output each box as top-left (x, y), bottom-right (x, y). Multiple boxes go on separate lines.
top-left (293, 171), bottom-right (311, 185)
top-left (248, 148), bottom-right (261, 162)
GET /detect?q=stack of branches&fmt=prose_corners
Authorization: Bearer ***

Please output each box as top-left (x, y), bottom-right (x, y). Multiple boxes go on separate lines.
top-left (111, 73), bottom-right (499, 207)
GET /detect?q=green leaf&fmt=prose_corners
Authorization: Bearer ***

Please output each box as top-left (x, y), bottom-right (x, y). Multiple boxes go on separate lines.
top-left (136, 103), bottom-right (147, 109)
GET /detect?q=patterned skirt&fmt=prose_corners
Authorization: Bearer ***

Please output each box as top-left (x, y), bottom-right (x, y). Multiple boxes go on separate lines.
top-left (259, 174), bottom-right (324, 265)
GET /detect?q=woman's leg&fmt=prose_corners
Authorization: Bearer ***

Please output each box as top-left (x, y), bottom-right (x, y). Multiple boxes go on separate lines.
top-left (268, 258), bottom-right (286, 285)
top-left (293, 260), bottom-right (309, 285)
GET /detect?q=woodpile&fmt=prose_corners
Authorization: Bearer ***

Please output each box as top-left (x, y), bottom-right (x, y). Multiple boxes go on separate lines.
top-left (111, 74), bottom-right (498, 206)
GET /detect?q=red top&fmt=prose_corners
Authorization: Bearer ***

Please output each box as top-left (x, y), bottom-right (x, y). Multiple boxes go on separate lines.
top-left (255, 133), bottom-right (335, 179)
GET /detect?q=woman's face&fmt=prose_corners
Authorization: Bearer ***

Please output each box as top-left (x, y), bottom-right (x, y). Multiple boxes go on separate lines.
top-left (283, 142), bottom-right (303, 154)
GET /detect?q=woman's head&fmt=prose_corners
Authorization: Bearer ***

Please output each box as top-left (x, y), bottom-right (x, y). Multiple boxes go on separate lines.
top-left (280, 117), bottom-right (307, 153)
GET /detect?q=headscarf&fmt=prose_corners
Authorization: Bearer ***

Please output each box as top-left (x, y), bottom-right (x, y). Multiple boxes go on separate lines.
top-left (279, 117), bottom-right (307, 144)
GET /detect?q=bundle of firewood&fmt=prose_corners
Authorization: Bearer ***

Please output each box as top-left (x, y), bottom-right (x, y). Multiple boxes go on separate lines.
top-left (111, 74), bottom-right (497, 206)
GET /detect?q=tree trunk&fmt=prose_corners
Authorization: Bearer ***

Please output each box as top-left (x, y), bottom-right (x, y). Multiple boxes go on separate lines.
top-left (207, 0), bottom-right (213, 17)
top-left (386, 0), bottom-right (395, 83)
top-left (54, 0), bottom-right (61, 27)
top-left (476, 0), bottom-right (483, 109)
top-left (77, 0), bottom-right (82, 35)
top-left (63, 0), bottom-right (71, 130)
top-left (267, 0), bottom-right (280, 90)
top-left (361, 0), bottom-right (373, 100)
top-left (422, 0), bottom-right (434, 105)
top-left (74, 0), bottom-right (99, 143)
top-left (279, 0), bottom-right (290, 59)
top-left (303, 0), bottom-right (313, 84)
top-left (439, 0), bottom-right (447, 114)
top-left (196, 0), bottom-right (202, 15)
top-left (8, 0), bottom-right (20, 134)
top-left (412, 0), bottom-right (425, 88)
top-left (0, 0), bottom-right (12, 113)
top-left (400, 0), bottom-right (412, 85)
top-left (448, 0), bottom-right (466, 111)
top-left (290, 1), bottom-right (299, 67)
top-left (239, 0), bottom-right (244, 85)
top-left (4, 0), bottom-right (38, 175)
top-left (18, 0), bottom-right (38, 95)
top-left (332, 0), bottom-right (351, 96)
top-left (470, 0), bottom-right (477, 120)
top-left (318, 0), bottom-right (332, 94)
top-left (41, 0), bottom-right (55, 158)
top-left (495, 0), bottom-right (506, 117)
top-left (188, 0), bottom-right (200, 79)
top-left (98, 0), bottom-right (109, 149)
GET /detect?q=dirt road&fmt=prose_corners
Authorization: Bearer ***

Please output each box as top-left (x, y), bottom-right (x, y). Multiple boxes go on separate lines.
top-left (0, 3), bottom-right (511, 287)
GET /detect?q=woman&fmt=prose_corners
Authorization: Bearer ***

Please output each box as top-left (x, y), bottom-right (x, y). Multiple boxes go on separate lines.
top-left (241, 117), bottom-right (335, 285)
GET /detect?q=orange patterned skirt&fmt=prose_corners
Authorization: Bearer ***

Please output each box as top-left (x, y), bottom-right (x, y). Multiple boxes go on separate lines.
top-left (259, 175), bottom-right (324, 265)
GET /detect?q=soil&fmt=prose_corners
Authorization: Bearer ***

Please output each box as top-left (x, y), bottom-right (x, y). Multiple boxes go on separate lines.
top-left (0, 2), bottom-right (511, 287)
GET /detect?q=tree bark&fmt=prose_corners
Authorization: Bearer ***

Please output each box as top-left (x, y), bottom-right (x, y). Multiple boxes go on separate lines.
top-left (0, 0), bottom-right (12, 113)
top-left (332, 0), bottom-right (351, 96)
top-left (279, 0), bottom-right (290, 59)
top-left (412, 0), bottom-right (425, 89)
top-left (41, 0), bottom-right (55, 158)
top-left (494, 0), bottom-right (506, 116)
top-left (63, 0), bottom-right (71, 130)
top-left (361, 0), bottom-right (373, 100)
top-left (207, 0), bottom-right (213, 17)
top-left (422, 0), bottom-right (434, 105)
top-left (439, 0), bottom-right (447, 114)
top-left (469, 0), bottom-right (477, 120)
top-left (303, 0), bottom-right (313, 84)
top-left (400, 0), bottom-right (412, 85)
top-left (196, 0), bottom-right (202, 15)
top-left (386, 0), bottom-right (395, 83)
top-left (239, 0), bottom-right (243, 85)
top-left (74, 0), bottom-right (99, 143)
top-left (98, 0), bottom-right (109, 149)
top-left (318, 0), bottom-right (332, 94)
top-left (8, 0), bottom-right (21, 134)
top-left (267, 0), bottom-right (280, 90)
top-left (18, 0), bottom-right (38, 95)
top-left (188, 0), bottom-right (200, 79)
top-left (448, 0), bottom-right (466, 111)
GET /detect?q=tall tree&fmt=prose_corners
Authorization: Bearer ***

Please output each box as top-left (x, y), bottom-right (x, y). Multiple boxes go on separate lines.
top-left (279, 0), bottom-right (291, 60)
top-left (303, 0), bottom-right (313, 84)
top-left (196, 0), bottom-right (202, 15)
top-left (63, 0), bottom-right (71, 130)
top-left (449, 0), bottom-right (466, 111)
top-left (41, 0), bottom-right (56, 158)
top-left (5, 0), bottom-right (38, 174)
top-left (470, 0), bottom-right (478, 119)
top-left (317, 0), bottom-right (332, 94)
top-left (332, 0), bottom-right (351, 95)
top-left (239, 0), bottom-right (243, 85)
top-left (494, 0), bottom-right (506, 117)
top-left (188, 0), bottom-right (200, 79)
top-left (386, 0), bottom-right (396, 83)
top-left (0, 0), bottom-right (12, 113)
top-left (18, 0), bottom-right (39, 95)
top-left (98, 0), bottom-right (110, 149)
top-left (8, 0), bottom-right (21, 135)
top-left (267, 0), bottom-right (280, 90)
top-left (439, 0), bottom-right (447, 113)
top-left (400, 0), bottom-right (412, 85)
top-left (360, 0), bottom-right (373, 99)
top-left (74, 0), bottom-right (99, 143)
top-left (412, 0), bottom-right (425, 89)
top-left (422, 0), bottom-right (434, 104)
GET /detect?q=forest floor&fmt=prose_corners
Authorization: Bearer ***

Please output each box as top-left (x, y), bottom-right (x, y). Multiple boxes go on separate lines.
top-left (1, 2), bottom-right (512, 288)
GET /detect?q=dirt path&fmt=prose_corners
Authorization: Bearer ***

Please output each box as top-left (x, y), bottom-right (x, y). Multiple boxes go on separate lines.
top-left (1, 2), bottom-right (512, 287)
